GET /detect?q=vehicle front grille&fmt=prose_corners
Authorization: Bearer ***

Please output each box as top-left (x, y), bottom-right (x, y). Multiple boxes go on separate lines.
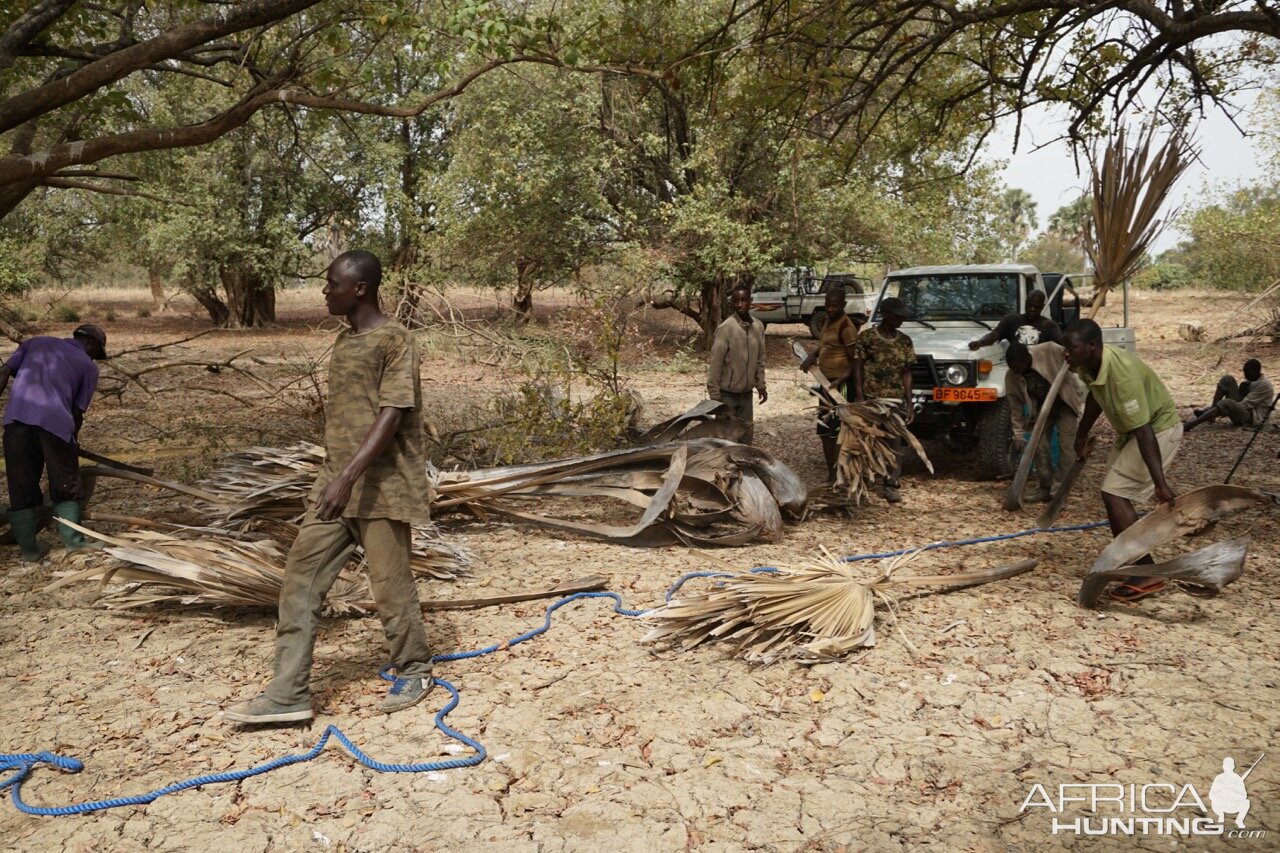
top-left (912, 356), bottom-right (937, 390)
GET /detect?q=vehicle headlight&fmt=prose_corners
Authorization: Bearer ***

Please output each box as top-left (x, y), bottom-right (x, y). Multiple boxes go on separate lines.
top-left (943, 364), bottom-right (968, 386)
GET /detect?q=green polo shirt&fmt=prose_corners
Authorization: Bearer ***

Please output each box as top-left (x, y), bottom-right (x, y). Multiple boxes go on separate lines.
top-left (1075, 345), bottom-right (1178, 447)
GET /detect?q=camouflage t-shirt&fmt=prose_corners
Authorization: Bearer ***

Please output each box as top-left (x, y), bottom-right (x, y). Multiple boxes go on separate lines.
top-left (854, 327), bottom-right (915, 399)
top-left (308, 320), bottom-right (429, 523)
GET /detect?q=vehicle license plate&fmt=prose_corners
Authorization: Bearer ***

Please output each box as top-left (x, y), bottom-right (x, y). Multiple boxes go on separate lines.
top-left (932, 387), bottom-right (998, 402)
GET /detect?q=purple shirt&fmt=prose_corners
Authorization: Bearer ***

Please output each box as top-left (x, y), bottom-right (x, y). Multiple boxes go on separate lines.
top-left (3, 336), bottom-right (99, 443)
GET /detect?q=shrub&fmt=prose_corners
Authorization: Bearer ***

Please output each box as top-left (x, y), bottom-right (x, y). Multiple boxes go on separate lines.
top-left (50, 303), bottom-right (80, 322)
top-left (1134, 261), bottom-right (1193, 291)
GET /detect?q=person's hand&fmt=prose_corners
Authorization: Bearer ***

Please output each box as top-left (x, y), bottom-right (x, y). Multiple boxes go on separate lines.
top-left (758, 387), bottom-right (768, 404)
top-left (1074, 436), bottom-right (1088, 459)
top-left (968, 340), bottom-right (982, 351)
top-left (1183, 418), bottom-right (1197, 432)
top-left (800, 355), bottom-right (814, 371)
top-left (1154, 483), bottom-right (1177, 507)
top-left (314, 477), bottom-right (353, 521)
top-left (902, 397), bottom-right (914, 424)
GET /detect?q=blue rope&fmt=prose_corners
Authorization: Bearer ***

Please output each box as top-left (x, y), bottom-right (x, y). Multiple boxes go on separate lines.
top-left (0, 518), bottom-right (1107, 816)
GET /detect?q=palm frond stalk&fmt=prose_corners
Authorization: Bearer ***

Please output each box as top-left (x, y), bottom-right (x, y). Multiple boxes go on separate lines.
top-left (644, 550), bottom-right (1035, 664)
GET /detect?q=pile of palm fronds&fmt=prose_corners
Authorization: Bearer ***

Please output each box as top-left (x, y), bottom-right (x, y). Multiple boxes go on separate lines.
top-left (49, 522), bottom-right (372, 613)
top-left (196, 442), bottom-right (325, 525)
top-left (643, 550), bottom-right (1036, 664)
top-left (435, 439), bottom-right (806, 546)
top-left (187, 436), bottom-right (806, 547)
top-left (833, 399), bottom-right (932, 504)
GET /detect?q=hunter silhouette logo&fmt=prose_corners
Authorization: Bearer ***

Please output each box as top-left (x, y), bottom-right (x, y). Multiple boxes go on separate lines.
top-left (1020, 753), bottom-right (1267, 838)
top-left (1210, 755), bottom-right (1262, 829)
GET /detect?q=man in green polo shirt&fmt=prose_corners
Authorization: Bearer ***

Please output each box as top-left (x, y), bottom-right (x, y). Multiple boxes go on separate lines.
top-left (1062, 319), bottom-right (1182, 602)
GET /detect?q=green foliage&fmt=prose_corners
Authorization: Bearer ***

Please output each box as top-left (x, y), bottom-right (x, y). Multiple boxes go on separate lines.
top-left (1022, 232), bottom-right (1087, 274)
top-left (1133, 260), bottom-right (1193, 290)
top-left (482, 377), bottom-right (634, 466)
top-left (472, 287), bottom-right (642, 465)
top-left (1174, 180), bottom-right (1280, 291)
top-left (0, 234), bottom-right (44, 295)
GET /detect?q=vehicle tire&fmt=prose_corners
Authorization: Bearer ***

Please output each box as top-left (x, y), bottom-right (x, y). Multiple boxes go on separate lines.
top-left (808, 312), bottom-right (825, 339)
top-left (974, 403), bottom-right (1013, 480)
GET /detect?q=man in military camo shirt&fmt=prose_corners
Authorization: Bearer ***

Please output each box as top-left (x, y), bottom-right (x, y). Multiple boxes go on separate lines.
top-left (225, 250), bottom-right (434, 723)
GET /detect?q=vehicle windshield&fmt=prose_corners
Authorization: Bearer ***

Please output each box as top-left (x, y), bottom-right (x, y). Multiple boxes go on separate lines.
top-left (882, 273), bottom-right (1019, 321)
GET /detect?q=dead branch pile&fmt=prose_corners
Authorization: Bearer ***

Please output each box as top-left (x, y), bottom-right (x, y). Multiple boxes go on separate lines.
top-left (833, 400), bottom-right (933, 504)
top-left (643, 550), bottom-right (1036, 664)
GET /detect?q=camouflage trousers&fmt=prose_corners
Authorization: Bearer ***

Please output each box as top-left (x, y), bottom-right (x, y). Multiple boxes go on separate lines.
top-left (266, 511), bottom-right (433, 706)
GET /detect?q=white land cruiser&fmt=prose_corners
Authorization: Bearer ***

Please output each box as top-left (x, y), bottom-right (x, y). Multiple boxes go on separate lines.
top-left (749, 267), bottom-right (879, 338)
top-left (871, 263), bottom-right (1134, 479)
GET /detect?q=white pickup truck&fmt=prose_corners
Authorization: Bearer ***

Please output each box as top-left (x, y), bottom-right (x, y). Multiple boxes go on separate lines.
top-left (749, 267), bottom-right (878, 338)
top-left (872, 263), bottom-right (1134, 479)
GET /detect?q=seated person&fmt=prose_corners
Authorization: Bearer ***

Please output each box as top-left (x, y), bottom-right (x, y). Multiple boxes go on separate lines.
top-left (1185, 359), bottom-right (1275, 431)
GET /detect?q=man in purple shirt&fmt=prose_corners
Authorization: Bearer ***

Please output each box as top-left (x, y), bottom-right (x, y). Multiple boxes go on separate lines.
top-left (0, 324), bottom-right (107, 561)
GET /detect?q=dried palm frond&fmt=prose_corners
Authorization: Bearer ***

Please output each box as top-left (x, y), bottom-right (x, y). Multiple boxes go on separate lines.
top-left (1077, 485), bottom-right (1267, 607)
top-left (47, 521), bottom-right (372, 614)
top-left (47, 515), bottom-right (469, 610)
top-left (196, 442), bottom-right (324, 525)
top-left (644, 549), bottom-right (1036, 664)
top-left (833, 399), bottom-right (933, 505)
top-left (1085, 123), bottom-right (1192, 294)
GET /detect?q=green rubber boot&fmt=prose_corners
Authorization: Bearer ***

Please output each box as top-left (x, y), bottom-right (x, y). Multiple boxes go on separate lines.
top-left (7, 507), bottom-right (50, 562)
top-left (52, 500), bottom-right (99, 551)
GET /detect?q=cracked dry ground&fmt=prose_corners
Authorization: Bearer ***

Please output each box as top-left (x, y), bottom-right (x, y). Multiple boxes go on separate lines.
top-left (1, 286), bottom-right (1277, 852)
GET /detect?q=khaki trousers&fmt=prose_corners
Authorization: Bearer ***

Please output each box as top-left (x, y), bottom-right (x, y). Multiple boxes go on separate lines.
top-left (266, 512), bottom-right (433, 706)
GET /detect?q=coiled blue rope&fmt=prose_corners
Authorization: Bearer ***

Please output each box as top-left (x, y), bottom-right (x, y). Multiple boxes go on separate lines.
top-left (0, 519), bottom-right (1106, 816)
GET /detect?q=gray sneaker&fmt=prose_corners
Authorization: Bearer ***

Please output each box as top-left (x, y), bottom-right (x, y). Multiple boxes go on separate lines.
top-left (380, 676), bottom-right (433, 714)
top-left (223, 693), bottom-right (313, 724)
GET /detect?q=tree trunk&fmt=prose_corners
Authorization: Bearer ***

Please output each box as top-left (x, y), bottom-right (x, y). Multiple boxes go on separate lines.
top-left (512, 259), bottom-right (535, 321)
top-left (699, 277), bottom-right (725, 345)
top-left (218, 264), bottom-right (276, 327)
top-left (187, 277), bottom-right (230, 326)
top-left (148, 261), bottom-right (166, 307)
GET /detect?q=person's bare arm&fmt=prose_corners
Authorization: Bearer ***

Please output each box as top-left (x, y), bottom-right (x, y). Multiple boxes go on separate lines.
top-left (968, 329), bottom-right (1000, 350)
top-left (1133, 423), bottom-right (1175, 505)
top-left (314, 407), bottom-right (405, 521)
top-left (1075, 394), bottom-right (1102, 458)
top-left (852, 358), bottom-right (865, 402)
top-left (0, 364), bottom-right (11, 397)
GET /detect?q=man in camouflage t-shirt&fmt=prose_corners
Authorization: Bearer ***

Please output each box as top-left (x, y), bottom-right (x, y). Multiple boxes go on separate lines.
top-left (853, 297), bottom-right (916, 503)
top-left (226, 250), bottom-right (434, 723)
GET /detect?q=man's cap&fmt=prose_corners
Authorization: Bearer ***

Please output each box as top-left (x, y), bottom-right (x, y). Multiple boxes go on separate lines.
top-left (879, 297), bottom-right (912, 319)
top-left (73, 323), bottom-right (108, 357)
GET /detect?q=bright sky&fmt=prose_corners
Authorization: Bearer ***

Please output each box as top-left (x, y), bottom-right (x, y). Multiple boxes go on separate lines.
top-left (991, 91), bottom-right (1269, 253)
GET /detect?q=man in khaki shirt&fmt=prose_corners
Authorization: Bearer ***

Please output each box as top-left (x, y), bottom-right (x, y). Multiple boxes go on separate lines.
top-left (226, 250), bottom-right (434, 723)
top-left (706, 285), bottom-right (768, 444)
